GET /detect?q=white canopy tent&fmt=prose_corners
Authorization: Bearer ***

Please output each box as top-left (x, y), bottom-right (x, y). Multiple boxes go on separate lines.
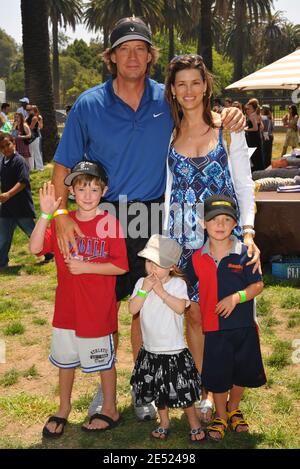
top-left (226, 49), bottom-right (300, 91)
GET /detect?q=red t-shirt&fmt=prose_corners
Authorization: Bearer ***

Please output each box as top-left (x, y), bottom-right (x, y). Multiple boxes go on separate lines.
top-left (39, 211), bottom-right (128, 338)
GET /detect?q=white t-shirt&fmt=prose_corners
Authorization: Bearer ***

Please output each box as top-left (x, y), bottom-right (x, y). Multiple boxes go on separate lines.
top-left (132, 276), bottom-right (190, 354)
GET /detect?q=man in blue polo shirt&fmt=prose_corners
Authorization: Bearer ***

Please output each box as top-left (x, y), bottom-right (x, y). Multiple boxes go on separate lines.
top-left (52, 17), bottom-right (245, 424)
top-left (190, 195), bottom-right (266, 442)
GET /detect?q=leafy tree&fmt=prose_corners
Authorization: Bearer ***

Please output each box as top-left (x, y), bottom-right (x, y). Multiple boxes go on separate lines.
top-left (48, 0), bottom-right (83, 106)
top-left (66, 68), bottom-right (102, 101)
top-left (0, 29), bottom-right (18, 78)
top-left (63, 39), bottom-right (95, 68)
top-left (215, 0), bottom-right (274, 81)
top-left (59, 55), bottom-right (82, 104)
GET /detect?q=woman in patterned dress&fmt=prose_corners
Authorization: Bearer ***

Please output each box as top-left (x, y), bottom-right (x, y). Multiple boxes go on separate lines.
top-left (164, 54), bottom-right (260, 422)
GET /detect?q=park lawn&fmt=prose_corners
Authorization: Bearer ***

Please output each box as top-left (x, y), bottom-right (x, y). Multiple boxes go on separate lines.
top-left (0, 140), bottom-right (299, 449)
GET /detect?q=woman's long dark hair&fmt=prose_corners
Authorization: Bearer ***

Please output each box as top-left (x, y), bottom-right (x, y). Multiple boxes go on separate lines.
top-left (165, 54), bottom-right (215, 139)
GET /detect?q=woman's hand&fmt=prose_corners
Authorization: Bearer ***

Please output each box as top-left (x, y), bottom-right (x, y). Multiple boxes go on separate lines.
top-left (244, 234), bottom-right (261, 274)
top-left (39, 182), bottom-right (62, 216)
top-left (221, 107), bottom-right (245, 132)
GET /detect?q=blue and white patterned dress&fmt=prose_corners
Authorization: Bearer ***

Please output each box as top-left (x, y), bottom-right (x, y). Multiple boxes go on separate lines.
top-left (168, 128), bottom-right (242, 301)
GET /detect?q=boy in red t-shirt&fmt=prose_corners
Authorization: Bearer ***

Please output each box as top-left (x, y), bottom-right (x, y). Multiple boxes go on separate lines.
top-left (30, 161), bottom-right (128, 438)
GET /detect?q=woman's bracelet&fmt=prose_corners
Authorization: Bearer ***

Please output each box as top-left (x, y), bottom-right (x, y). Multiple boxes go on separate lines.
top-left (40, 212), bottom-right (53, 221)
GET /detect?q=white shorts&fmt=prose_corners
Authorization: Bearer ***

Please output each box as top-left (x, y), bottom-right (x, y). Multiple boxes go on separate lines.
top-left (49, 328), bottom-right (115, 373)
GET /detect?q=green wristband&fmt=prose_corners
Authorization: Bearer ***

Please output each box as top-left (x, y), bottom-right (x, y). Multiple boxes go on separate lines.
top-left (41, 212), bottom-right (53, 221)
top-left (238, 290), bottom-right (247, 303)
top-left (137, 289), bottom-right (148, 298)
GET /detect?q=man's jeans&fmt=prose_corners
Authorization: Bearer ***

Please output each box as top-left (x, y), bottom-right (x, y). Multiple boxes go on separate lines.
top-left (0, 217), bottom-right (35, 267)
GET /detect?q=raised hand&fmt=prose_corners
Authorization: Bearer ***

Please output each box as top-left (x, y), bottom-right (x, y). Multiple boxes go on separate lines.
top-left (39, 182), bottom-right (62, 216)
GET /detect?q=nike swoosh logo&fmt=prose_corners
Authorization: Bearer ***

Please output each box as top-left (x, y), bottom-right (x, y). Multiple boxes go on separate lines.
top-left (153, 112), bottom-right (164, 118)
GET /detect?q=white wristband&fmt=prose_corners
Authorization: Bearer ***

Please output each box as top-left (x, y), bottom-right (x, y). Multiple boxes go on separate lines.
top-left (243, 228), bottom-right (255, 236)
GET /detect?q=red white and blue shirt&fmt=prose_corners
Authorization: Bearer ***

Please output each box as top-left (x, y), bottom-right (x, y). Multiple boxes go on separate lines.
top-left (190, 236), bottom-right (262, 332)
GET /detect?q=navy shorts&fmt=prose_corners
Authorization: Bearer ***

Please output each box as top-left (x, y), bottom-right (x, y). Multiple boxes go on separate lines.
top-left (201, 326), bottom-right (266, 393)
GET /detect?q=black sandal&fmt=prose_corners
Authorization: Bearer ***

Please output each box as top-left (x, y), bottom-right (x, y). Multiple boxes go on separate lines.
top-left (42, 415), bottom-right (67, 438)
top-left (81, 413), bottom-right (121, 433)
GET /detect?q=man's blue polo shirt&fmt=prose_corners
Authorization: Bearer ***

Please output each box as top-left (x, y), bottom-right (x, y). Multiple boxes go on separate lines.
top-left (190, 237), bottom-right (262, 332)
top-left (54, 78), bottom-right (174, 202)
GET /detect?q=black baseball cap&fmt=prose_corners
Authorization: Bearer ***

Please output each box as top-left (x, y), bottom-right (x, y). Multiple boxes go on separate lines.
top-left (204, 195), bottom-right (238, 222)
top-left (64, 160), bottom-right (108, 186)
top-left (110, 19), bottom-right (152, 49)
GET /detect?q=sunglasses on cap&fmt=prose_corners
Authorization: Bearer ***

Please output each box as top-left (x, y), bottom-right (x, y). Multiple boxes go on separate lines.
top-left (170, 54), bottom-right (203, 63)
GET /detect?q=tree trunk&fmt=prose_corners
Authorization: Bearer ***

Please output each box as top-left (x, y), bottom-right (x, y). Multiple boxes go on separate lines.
top-left (21, 0), bottom-right (59, 163)
top-left (52, 11), bottom-right (60, 107)
top-left (233, 0), bottom-right (245, 82)
top-left (200, 0), bottom-right (213, 71)
top-left (168, 24), bottom-right (175, 62)
top-left (102, 26), bottom-right (110, 82)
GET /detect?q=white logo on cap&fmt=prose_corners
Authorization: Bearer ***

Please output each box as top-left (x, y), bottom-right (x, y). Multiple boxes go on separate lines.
top-left (130, 27), bottom-right (135, 31)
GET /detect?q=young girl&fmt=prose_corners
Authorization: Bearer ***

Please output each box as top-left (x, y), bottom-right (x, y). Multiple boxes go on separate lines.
top-left (129, 234), bottom-right (205, 443)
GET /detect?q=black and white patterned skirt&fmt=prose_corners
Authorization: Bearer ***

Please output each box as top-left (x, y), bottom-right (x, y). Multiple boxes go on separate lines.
top-left (130, 347), bottom-right (201, 409)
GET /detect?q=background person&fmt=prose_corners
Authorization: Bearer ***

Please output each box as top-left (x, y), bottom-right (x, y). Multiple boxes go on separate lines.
top-left (12, 112), bottom-right (32, 168)
top-left (244, 99), bottom-right (264, 171)
top-left (17, 97), bottom-right (30, 120)
top-left (281, 105), bottom-right (299, 156)
top-left (261, 105), bottom-right (274, 168)
top-left (26, 105), bottom-right (44, 171)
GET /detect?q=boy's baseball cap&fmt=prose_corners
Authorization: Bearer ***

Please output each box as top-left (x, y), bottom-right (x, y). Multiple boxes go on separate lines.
top-left (110, 20), bottom-right (152, 49)
top-left (138, 234), bottom-right (182, 269)
top-left (19, 97), bottom-right (29, 104)
top-left (64, 160), bottom-right (108, 186)
top-left (204, 195), bottom-right (238, 222)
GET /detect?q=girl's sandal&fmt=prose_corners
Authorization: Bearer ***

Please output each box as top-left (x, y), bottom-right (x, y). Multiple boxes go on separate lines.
top-left (151, 426), bottom-right (170, 440)
top-left (206, 417), bottom-right (228, 442)
top-left (227, 408), bottom-right (249, 432)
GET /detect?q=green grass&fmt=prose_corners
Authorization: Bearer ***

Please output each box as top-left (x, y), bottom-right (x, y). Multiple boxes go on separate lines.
top-left (4, 322), bottom-right (25, 336)
top-left (22, 365), bottom-right (39, 379)
top-left (32, 318), bottom-right (48, 326)
top-left (0, 369), bottom-right (20, 387)
top-left (266, 340), bottom-right (291, 370)
top-left (0, 393), bottom-right (56, 422)
top-left (280, 292), bottom-right (300, 309)
top-left (0, 161), bottom-right (299, 449)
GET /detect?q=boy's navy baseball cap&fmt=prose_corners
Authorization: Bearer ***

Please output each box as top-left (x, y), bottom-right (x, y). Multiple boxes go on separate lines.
top-left (204, 195), bottom-right (238, 222)
top-left (110, 19), bottom-right (152, 49)
top-left (64, 160), bottom-right (108, 186)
